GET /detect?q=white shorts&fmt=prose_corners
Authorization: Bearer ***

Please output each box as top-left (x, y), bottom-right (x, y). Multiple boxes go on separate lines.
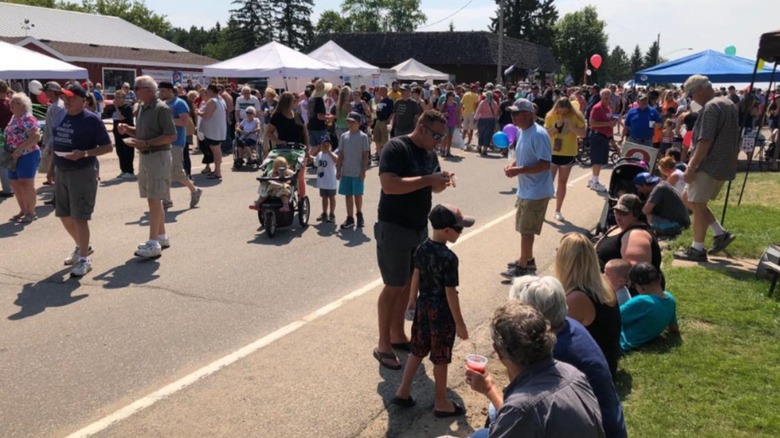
top-left (462, 113), bottom-right (477, 131)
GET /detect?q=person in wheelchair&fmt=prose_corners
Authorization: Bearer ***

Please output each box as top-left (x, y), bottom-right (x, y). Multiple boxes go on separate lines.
top-left (235, 107), bottom-right (261, 167)
top-left (249, 156), bottom-right (294, 212)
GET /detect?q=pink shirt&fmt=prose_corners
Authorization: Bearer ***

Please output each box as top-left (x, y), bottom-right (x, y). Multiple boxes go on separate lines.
top-left (4, 114), bottom-right (39, 155)
top-left (475, 99), bottom-right (499, 119)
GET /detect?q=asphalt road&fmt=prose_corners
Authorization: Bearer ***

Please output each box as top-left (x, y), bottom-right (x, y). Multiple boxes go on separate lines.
top-left (0, 143), bottom-right (609, 437)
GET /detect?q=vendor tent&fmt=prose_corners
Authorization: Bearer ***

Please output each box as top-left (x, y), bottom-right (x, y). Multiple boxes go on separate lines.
top-left (203, 41), bottom-right (339, 79)
top-left (308, 41), bottom-right (380, 77)
top-left (391, 58), bottom-right (449, 81)
top-left (634, 49), bottom-right (776, 83)
top-left (0, 41), bottom-right (87, 80)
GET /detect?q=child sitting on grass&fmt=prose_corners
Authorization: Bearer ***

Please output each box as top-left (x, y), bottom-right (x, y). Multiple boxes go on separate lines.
top-left (312, 135), bottom-right (338, 222)
top-left (392, 204), bottom-right (474, 418)
top-left (620, 262), bottom-right (679, 351)
top-left (604, 258), bottom-right (632, 306)
top-left (249, 156), bottom-right (294, 212)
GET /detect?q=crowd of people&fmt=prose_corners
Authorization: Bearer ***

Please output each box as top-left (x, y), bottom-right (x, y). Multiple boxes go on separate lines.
top-left (0, 70), bottom-right (772, 436)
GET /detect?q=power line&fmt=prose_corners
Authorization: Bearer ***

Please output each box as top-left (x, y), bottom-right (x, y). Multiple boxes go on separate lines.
top-left (417, 0), bottom-right (474, 29)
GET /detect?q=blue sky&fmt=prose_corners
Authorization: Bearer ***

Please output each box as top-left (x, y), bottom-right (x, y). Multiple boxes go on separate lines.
top-left (147, 0), bottom-right (778, 62)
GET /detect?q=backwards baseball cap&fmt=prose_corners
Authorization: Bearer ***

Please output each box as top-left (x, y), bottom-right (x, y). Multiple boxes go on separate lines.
top-left (508, 98), bottom-right (534, 113)
top-left (429, 204), bottom-right (476, 230)
top-left (633, 172), bottom-right (660, 186)
top-left (683, 74), bottom-right (712, 98)
top-left (318, 135), bottom-right (332, 145)
top-left (346, 111), bottom-right (362, 122)
top-left (637, 93), bottom-right (648, 101)
top-left (628, 262), bottom-right (661, 286)
top-left (158, 81), bottom-right (174, 90)
top-left (61, 83), bottom-right (87, 98)
top-left (43, 81), bottom-right (62, 92)
top-left (613, 194), bottom-right (643, 216)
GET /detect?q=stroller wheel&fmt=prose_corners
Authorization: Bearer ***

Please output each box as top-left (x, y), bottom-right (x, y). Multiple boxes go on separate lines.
top-left (264, 211), bottom-right (276, 237)
top-left (298, 196), bottom-right (310, 227)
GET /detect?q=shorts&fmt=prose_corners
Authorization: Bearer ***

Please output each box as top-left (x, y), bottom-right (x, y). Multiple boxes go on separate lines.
top-left (446, 126), bottom-right (456, 136)
top-left (308, 130), bottom-right (328, 147)
top-left (170, 147), bottom-right (187, 183)
top-left (138, 150), bottom-right (172, 199)
top-left (588, 132), bottom-right (610, 165)
top-left (551, 154), bottom-right (576, 166)
top-left (8, 149), bottom-right (41, 179)
top-left (651, 217), bottom-right (687, 237)
top-left (686, 170), bottom-right (725, 203)
top-left (54, 166), bottom-right (97, 220)
top-left (410, 297), bottom-right (456, 364)
top-left (203, 137), bottom-right (222, 148)
top-left (338, 175), bottom-right (364, 196)
top-left (319, 188), bottom-right (336, 197)
top-left (628, 137), bottom-right (653, 147)
top-left (373, 120), bottom-right (389, 149)
top-left (375, 220), bottom-right (428, 287)
top-left (515, 197), bottom-right (550, 235)
top-left (462, 113), bottom-right (477, 131)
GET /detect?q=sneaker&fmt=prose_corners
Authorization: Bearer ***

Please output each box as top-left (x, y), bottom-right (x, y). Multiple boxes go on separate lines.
top-left (554, 212), bottom-right (565, 222)
top-left (356, 212), bottom-right (365, 227)
top-left (673, 246), bottom-right (708, 262)
top-left (137, 237), bottom-right (170, 249)
top-left (709, 232), bottom-right (736, 255)
top-left (316, 213), bottom-right (327, 222)
top-left (340, 216), bottom-right (355, 229)
top-left (121, 172), bottom-right (135, 180)
top-left (162, 200), bottom-right (173, 209)
top-left (70, 258), bottom-right (92, 277)
top-left (590, 181), bottom-right (607, 193)
top-left (587, 180), bottom-right (594, 189)
top-left (64, 246), bottom-right (94, 266)
top-left (189, 187), bottom-right (203, 208)
top-left (328, 213), bottom-right (335, 223)
top-left (506, 258), bottom-right (537, 271)
top-left (135, 241), bottom-right (162, 258)
top-left (500, 265), bottom-right (533, 280)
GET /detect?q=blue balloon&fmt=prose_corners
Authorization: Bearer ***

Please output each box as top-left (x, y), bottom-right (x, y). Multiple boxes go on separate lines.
top-left (492, 132), bottom-right (510, 149)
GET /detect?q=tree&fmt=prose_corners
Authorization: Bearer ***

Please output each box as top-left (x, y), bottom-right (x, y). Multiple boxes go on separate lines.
top-left (629, 45), bottom-right (644, 75)
top-left (342, 0), bottom-right (383, 32)
top-left (606, 45), bottom-right (631, 83)
top-left (341, 0), bottom-right (426, 33)
top-left (644, 40), bottom-right (661, 69)
top-left (489, 0), bottom-right (558, 47)
top-left (316, 10), bottom-right (352, 34)
top-left (553, 6), bottom-right (608, 85)
top-left (448, 20), bottom-right (454, 32)
top-left (276, 0), bottom-right (314, 50)
top-left (229, 0), bottom-right (274, 53)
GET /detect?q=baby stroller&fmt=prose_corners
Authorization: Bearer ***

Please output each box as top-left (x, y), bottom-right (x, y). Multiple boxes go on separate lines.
top-left (254, 143), bottom-right (310, 238)
top-left (593, 158), bottom-right (649, 237)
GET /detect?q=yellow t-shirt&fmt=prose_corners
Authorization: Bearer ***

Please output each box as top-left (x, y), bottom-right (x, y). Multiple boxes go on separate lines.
top-left (544, 113), bottom-right (585, 157)
top-left (460, 91), bottom-right (479, 116)
top-left (571, 99), bottom-right (581, 112)
top-left (388, 91), bottom-right (402, 102)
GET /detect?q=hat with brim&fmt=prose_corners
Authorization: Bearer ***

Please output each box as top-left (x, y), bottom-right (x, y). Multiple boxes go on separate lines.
top-left (318, 135), bottom-right (332, 145)
top-left (612, 193), bottom-right (643, 216)
top-left (61, 84), bottom-right (87, 98)
top-left (508, 98), bottom-right (534, 113)
top-left (43, 81), bottom-right (62, 92)
top-left (346, 111), bottom-right (362, 122)
top-left (312, 80), bottom-right (333, 98)
top-left (683, 74), bottom-right (711, 99)
top-left (158, 81), bottom-right (174, 90)
top-left (633, 172), bottom-right (660, 186)
top-left (429, 204), bottom-right (476, 230)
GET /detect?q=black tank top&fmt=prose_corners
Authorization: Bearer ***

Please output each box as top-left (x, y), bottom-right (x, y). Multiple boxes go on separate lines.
top-left (581, 288), bottom-right (622, 379)
top-left (596, 223), bottom-right (662, 272)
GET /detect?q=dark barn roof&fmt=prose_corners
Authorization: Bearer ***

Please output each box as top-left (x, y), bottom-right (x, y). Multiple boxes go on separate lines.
top-left (309, 31), bottom-right (558, 73)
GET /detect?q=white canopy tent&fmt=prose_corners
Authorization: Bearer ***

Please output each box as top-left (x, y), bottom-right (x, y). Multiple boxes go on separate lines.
top-left (308, 40), bottom-right (380, 77)
top-left (391, 58), bottom-right (449, 82)
top-left (203, 41), bottom-right (339, 92)
top-left (0, 41), bottom-right (87, 80)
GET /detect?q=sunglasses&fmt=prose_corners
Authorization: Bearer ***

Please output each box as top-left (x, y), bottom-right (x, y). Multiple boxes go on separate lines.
top-left (613, 209), bottom-right (630, 216)
top-left (450, 225), bottom-right (464, 234)
top-left (423, 125), bottom-right (447, 141)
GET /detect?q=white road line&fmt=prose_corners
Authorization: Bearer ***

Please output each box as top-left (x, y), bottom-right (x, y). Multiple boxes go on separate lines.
top-left (64, 208), bottom-right (516, 438)
top-left (568, 170), bottom-right (595, 187)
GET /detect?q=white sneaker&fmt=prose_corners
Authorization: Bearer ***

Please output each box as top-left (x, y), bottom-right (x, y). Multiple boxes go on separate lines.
top-left (137, 237), bottom-right (170, 249)
top-left (591, 181), bottom-right (607, 193)
top-left (587, 180), bottom-right (594, 189)
top-left (134, 241), bottom-right (162, 258)
top-left (554, 212), bottom-right (565, 222)
top-left (189, 187), bottom-right (203, 208)
top-left (64, 246), bottom-right (94, 266)
top-left (70, 258), bottom-right (92, 277)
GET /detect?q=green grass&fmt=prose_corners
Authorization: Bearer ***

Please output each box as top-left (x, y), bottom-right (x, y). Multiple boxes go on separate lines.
top-left (620, 171), bottom-right (780, 437)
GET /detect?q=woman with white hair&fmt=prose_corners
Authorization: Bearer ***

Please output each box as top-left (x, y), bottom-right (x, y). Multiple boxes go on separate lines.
top-left (3, 92), bottom-right (42, 223)
top-left (509, 275), bottom-right (628, 438)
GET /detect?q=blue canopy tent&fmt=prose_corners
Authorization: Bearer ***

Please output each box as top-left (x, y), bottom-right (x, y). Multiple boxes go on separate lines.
top-left (635, 49), bottom-right (777, 83)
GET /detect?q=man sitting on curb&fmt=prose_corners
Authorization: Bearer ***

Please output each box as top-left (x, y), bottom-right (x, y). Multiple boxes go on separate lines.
top-left (620, 263), bottom-right (679, 352)
top-left (633, 172), bottom-right (690, 238)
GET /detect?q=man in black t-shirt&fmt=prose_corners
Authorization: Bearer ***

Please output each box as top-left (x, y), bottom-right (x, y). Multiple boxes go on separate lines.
top-left (391, 86), bottom-right (419, 137)
top-left (373, 110), bottom-right (453, 371)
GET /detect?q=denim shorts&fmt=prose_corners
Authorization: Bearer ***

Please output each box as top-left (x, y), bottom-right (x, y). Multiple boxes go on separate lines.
top-left (8, 149), bottom-right (41, 180)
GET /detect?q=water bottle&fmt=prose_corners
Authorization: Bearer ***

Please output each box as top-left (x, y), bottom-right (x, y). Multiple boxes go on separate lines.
top-left (508, 146), bottom-right (516, 163)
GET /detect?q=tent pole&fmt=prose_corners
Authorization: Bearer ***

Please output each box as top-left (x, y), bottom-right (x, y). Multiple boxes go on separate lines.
top-left (737, 63), bottom-right (778, 206)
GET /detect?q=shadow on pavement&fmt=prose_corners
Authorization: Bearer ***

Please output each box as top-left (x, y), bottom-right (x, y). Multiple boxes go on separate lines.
top-left (93, 258), bottom-right (161, 289)
top-left (0, 220), bottom-right (24, 239)
top-left (337, 227), bottom-right (372, 247)
top-left (544, 219), bottom-right (594, 237)
top-left (125, 208), bottom-right (191, 226)
top-left (247, 225), bottom-right (307, 246)
top-left (8, 269), bottom-right (88, 320)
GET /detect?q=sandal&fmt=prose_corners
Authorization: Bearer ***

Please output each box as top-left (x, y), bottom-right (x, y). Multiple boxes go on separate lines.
top-left (207, 173), bottom-right (222, 179)
top-left (392, 395), bottom-right (416, 407)
top-left (10, 212), bottom-right (24, 222)
top-left (200, 168), bottom-right (212, 174)
top-left (372, 349), bottom-right (401, 370)
top-left (433, 401), bottom-right (466, 418)
top-left (17, 214), bottom-right (37, 224)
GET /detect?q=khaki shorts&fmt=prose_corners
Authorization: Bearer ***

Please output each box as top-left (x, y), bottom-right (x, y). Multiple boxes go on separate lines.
top-left (462, 113), bottom-right (477, 131)
top-left (515, 197), bottom-right (550, 235)
top-left (54, 166), bottom-right (98, 221)
top-left (138, 150), bottom-right (172, 200)
top-left (373, 120), bottom-right (389, 150)
top-left (170, 147), bottom-right (187, 183)
top-left (686, 170), bottom-right (725, 203)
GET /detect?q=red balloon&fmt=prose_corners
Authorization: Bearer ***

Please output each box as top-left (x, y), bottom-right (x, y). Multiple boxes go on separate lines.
top-left (590, 54), bottom-right (603, 70)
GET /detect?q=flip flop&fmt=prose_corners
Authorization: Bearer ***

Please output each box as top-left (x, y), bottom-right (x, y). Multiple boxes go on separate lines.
top-left (391, 342), bottom-right (412, 352)
top-left (392, 396), bottom-right (416, 407)
top-left (372, 349), bottom-right (401, 371)
top-left (433, 401), bottom-right (466, 418)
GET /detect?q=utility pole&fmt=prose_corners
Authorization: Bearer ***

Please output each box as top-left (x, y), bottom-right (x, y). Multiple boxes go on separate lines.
top-left (657, 33), bottom-right (661, 54)
top-left (496, 0), bottom-right (505, 85)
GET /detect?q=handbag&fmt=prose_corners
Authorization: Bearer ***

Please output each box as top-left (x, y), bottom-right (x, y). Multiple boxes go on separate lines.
top-left (0, 145), bottom-right (17, 171)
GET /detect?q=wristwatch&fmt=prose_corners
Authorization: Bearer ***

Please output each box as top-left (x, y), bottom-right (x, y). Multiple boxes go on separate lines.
top-left (83, 150), bottom-right (89, 158)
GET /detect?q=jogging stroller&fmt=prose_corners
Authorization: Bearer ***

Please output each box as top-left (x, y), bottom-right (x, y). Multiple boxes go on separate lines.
top-left (254, 143), bottom-right (310, 238)
top-left (593, 158), bottom-right (649, 237)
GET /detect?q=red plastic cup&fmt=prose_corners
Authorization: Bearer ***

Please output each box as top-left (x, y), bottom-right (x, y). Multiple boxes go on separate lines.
top-left (466, 354), bottom-right (488, 373)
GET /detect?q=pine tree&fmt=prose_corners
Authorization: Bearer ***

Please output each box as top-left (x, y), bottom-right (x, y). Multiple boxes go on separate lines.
top-left (643, 41), bottom-right (661, 69)
top-left (277, 0), bottom-right (314, 50)
top-left (229, 0), bottom-right (274, 52)
top-left (489, 0), bottom-right (558, 47)
top-left (606, 45), bottom-right (631, 82)
top-left (629, 45), bottom-right (644, 75)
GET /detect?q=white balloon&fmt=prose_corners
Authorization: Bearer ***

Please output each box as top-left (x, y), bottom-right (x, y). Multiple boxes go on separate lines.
top-left (586, 69), bottom-right (592, 76)
top-left (28, 80), bottom-right (43, 95)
